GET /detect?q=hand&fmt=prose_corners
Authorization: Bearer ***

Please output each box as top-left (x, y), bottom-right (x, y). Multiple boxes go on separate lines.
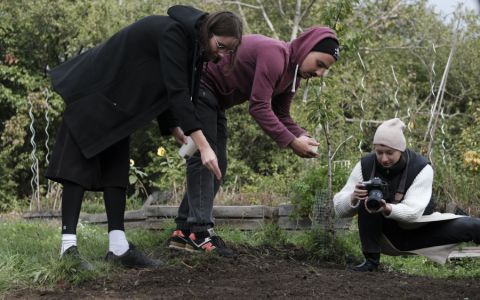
top-left (289, 136), bottom-right (320, 158)
top-left (170, 127), bottom-right (188, 145)
top-left (350, 182), bottom-right (368, 206)
top-left (199, 146), bottom-right (222, 181)
top-left (190, 130), bottom-right (222, 180)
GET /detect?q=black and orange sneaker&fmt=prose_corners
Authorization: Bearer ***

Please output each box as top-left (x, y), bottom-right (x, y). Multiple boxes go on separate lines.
top-left (185, 229), bottom-right (236, 258)
top-left (168, 229), bottom-right (190, 251)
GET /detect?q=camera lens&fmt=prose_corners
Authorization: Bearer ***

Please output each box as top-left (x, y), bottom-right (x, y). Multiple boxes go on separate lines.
top-left (366, 189), bottom-right (383, 210)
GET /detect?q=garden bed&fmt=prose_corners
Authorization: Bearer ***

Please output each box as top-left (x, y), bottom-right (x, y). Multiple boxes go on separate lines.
top-left (9, 246), bottom-right (480, 299)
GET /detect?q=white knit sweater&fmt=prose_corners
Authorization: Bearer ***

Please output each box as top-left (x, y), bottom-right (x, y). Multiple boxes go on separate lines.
top-left (333, 161), bottom-right (434, 224)
top-left (333, 160), bottom-right (464, 263)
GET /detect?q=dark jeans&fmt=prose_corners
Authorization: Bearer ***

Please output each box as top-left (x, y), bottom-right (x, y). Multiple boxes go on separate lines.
top-left (358, 203), bottom-right (480, 256)
top-left (175, 85), bottom-right (227, 232)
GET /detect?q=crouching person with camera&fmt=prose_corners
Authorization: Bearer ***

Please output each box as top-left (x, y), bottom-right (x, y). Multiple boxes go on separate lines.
top-left (333, 118), bottom-right (480, 272)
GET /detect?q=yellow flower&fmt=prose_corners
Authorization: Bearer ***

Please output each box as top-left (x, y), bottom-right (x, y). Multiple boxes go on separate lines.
top-left (157, 147), bottom-right (166, 157)
top-left (463, 150), bottom-right (480, 171)
top-left (129, 159), bottom-right (135, 167)
top-left (465, 150), bottom-right (477, 158)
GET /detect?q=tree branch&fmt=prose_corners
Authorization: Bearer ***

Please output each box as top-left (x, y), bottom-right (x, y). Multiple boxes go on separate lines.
top-left (300, 0), bottom-right (317, 20)
top-left (235, 1), bottom-right (252, 33)
top-left (330, 135), bottom-right (353, 162)
top-left (277, 0), bottom-right (286, 16)
top-left (256, 0), bottom-right (279, 39)
top-left (290, 0), bottom-right (302, 41)
top-left (364, 0), bottom-right (403, 30)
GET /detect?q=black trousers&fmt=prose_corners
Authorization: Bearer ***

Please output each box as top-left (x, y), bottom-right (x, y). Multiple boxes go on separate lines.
top-left (358, 203), bottom-right (480, 254)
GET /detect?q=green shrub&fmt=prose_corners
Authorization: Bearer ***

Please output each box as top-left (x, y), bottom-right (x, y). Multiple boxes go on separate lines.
top-left (432, 157), bottom-right (480, 216)
top-left (289, 164), bottom-right (350, 218)
top-left (298, 227), bottom-right (361, 264)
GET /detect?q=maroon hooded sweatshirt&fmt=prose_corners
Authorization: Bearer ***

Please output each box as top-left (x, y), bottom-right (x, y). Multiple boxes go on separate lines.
top-left (202, 26), bottom-right (338, 148)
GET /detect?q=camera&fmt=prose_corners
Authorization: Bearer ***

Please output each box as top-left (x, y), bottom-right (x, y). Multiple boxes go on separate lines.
top-left (361, 177), bottom-right (389, 211)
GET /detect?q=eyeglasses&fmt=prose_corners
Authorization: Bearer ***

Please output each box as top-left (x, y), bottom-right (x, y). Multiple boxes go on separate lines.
top-left (213, 35), bottom-right (234, 54)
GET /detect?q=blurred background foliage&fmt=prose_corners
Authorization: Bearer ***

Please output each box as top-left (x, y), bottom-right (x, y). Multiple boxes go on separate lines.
top-left (0, 0), bottom-right (478, 216)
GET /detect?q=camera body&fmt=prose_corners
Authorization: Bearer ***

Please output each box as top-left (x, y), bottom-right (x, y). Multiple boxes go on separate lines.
top-left (362, 177), bottom-right (389, 211)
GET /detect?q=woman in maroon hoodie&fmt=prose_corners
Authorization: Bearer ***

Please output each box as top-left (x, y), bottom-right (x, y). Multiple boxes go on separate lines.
top-left (168, 27), bottom-right (339, 256)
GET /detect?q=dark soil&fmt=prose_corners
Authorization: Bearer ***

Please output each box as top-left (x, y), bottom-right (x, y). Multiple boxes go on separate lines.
top-left (9, 246), bottom-right (480, 299)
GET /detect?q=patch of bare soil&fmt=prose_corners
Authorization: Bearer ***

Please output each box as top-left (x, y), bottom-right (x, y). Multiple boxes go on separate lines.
top-left (9, 246), bottom-right (479, 299)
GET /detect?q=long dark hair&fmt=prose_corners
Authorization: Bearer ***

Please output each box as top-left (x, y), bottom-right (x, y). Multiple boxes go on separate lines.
top-left (199, 11), bottom-right (243, 69)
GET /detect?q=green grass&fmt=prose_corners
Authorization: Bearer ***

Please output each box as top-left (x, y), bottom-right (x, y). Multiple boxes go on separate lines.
top-left (1, 219), bottom-right (479, 296)
top-left (382, 252), bottom-right (480, 278)
top-left (0, 218), bottom-right (169, 295)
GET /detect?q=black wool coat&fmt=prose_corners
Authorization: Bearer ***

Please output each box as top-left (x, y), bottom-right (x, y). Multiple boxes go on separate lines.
top-left (50, 5), bottom-right (207, 159)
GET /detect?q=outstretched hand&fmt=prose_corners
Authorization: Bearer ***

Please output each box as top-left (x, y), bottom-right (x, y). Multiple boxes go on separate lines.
top-left (190, 130), bottom-right (222, 180)
top-left (289, 136), bottom-right (320, 158)
top-left (199, 146), bottom-right (222, 180)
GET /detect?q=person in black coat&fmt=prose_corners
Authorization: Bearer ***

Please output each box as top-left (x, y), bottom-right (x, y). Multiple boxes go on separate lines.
top-left (46, 5), bottom-right (243, 269)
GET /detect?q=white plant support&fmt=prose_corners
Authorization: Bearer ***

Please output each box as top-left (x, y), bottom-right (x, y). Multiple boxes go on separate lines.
top-left (390, 65), bottom-right (400, 118)
top-left (28, 94), bottom-right (40, 211)
top-left (425, 44), bottom-right (456, 163)
top-left (357, 52), bottom-right (367, 154)
top-left (43, 88), bottom-right (53, 202)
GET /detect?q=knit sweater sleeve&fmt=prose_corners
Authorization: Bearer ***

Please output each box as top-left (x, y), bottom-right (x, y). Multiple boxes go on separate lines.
top-left (248, 48), bottom-right (297, 148)
top-left (333, 161), bottom-right (363, 218)
top-left (271, 92), bottom-right (308, 140)
top-left (385, 164), bottom-right (433, 222)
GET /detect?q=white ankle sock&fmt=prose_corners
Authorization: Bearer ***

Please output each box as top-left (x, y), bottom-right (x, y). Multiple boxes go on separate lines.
top-left (109, 230), bottom-right (129, 256)
top-left (61, 234), bottom-right (77, 255)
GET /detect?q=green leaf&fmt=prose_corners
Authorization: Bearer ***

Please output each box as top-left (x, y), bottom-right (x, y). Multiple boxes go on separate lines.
top-left (128, 175), bottom-right (137, 185)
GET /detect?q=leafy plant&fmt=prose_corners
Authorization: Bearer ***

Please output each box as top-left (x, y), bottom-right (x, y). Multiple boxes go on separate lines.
top-left (289, 163), bottom-right (350, 218)
top-left (128, 159), bottom-right (149, 200)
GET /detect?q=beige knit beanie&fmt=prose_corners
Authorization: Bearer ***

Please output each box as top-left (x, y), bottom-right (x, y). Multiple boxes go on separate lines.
top-left (373, 118), bottom-right (406, 151)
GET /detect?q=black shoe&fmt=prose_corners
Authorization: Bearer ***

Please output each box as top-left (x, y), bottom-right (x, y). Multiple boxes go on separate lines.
top-left (350, 259), bottom-right (379, 272)
top-left (61, 246), bottom-right (94, 271)
top-left (105, 243), bottom-right (162, 268)
top-left (168, 230), bottom-right (190, 251)
top-left (186, 228), bottom-right (236, 258)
